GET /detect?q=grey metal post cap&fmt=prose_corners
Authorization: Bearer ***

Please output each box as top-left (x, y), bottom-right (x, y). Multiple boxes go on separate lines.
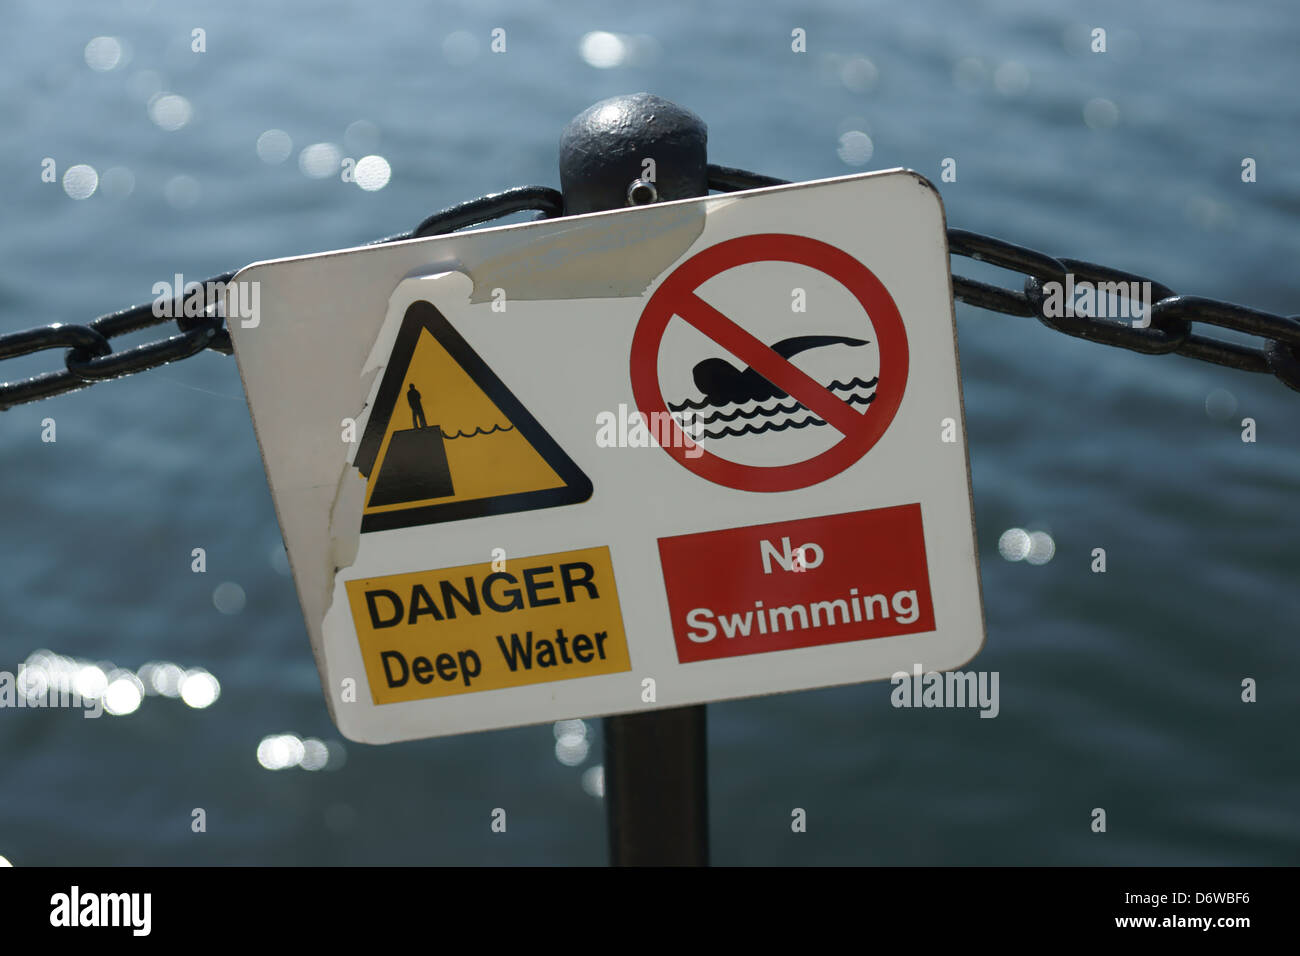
top-left (559, 93), bottom-right (708, 215)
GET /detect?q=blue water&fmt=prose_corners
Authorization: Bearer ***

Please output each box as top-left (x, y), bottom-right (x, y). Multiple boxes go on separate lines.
top-left (1, 0), bottom-right (1297, 865)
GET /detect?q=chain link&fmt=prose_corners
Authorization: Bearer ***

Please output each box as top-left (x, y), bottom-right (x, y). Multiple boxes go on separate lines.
top-left (710, 168), bottom-right (1300, 394)
top-left (4, 171), bottom-right (1299, 409)
top-left (0, 188), bottom-right (564, 410)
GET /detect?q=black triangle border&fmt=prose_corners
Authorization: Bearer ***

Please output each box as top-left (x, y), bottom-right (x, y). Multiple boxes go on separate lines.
top-left (355, 300), bottom-right (593, 533)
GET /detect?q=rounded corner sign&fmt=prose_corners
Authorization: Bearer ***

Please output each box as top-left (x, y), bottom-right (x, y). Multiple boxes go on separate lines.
top-left (230, 170), bottom-right (984, 745)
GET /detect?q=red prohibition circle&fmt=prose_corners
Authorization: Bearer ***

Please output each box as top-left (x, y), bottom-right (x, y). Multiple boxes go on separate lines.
top-left (629, 233), bottom-right (909, 492)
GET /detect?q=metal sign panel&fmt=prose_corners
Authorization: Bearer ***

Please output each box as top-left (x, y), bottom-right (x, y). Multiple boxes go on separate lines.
top-left (227, 169), bottom-right (985, 744)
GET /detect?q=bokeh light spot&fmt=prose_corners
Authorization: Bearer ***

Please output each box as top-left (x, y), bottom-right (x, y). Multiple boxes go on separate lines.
top-left (354, 155), bottom-right (391, 191)
top-left (62, 164), bottom-right (98, 200)
top-left (256, 129), bottom-right (292, 165)
top-left (84, 37), bottom-right (123, 72)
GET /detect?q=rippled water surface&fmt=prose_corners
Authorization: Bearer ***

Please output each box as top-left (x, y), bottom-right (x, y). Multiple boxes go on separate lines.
top-left (1, 0), bottom-right (1297, 865)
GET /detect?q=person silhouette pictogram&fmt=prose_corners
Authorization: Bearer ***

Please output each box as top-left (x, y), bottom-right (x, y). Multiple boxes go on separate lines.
top-left (407, 383), bottom-right (427, 430)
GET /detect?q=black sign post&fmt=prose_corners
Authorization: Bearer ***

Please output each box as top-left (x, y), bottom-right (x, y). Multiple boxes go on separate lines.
top-left (558, 93), bottom-right (711, 866)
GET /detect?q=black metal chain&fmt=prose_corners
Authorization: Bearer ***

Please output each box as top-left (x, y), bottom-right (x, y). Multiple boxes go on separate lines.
top-left (4, 169), bottom-right (1299, 411)
top-left (709, 166), bottom-right (1300, 394)
top-left (0, 187), bottom-right (564, 410)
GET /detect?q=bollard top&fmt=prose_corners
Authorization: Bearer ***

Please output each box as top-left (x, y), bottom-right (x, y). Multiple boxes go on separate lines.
top-left (559, 93), bottom-right (708, 215)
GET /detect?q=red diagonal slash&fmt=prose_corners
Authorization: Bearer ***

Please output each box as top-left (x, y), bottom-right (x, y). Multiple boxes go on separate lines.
top-left (675, 292), bottom-right (868, 436)
top-left (630, 232), bottom-right (909, 492)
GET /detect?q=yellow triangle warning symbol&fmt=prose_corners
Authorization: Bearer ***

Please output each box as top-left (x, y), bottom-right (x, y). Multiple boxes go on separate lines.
top-left (353, 301), bottom-right (592, 533)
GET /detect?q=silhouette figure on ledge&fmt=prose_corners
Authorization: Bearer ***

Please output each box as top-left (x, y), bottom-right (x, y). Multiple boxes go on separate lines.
top-left (407, 383), bottom-right (427, 430)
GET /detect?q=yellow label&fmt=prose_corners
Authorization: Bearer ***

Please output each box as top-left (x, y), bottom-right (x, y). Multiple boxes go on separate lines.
top-left (345, 546), bottom-right (631, 704)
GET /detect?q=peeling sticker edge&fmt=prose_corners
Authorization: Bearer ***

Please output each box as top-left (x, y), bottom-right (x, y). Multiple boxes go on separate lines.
top-left (459, 201), bottom-right (711, 303)
top-left (321, 272), bottom-right (472, 624)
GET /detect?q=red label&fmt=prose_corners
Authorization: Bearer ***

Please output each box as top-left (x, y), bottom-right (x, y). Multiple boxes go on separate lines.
top-left (658, 504), bottom-right (936, 663)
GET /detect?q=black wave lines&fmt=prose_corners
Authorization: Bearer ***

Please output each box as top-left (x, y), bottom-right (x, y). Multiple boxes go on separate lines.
top-left (701, 415), bottom-right (828, 440)
top-left (669, 376), bottom-right (878, 412)
top-left (439, 423), bottom-right (515, 440)
top-left (697, 392), bottom-right (877, 439)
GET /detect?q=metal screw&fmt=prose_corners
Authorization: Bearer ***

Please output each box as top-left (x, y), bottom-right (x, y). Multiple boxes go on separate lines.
top-left (626, 178), bottom-right (658, 206)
